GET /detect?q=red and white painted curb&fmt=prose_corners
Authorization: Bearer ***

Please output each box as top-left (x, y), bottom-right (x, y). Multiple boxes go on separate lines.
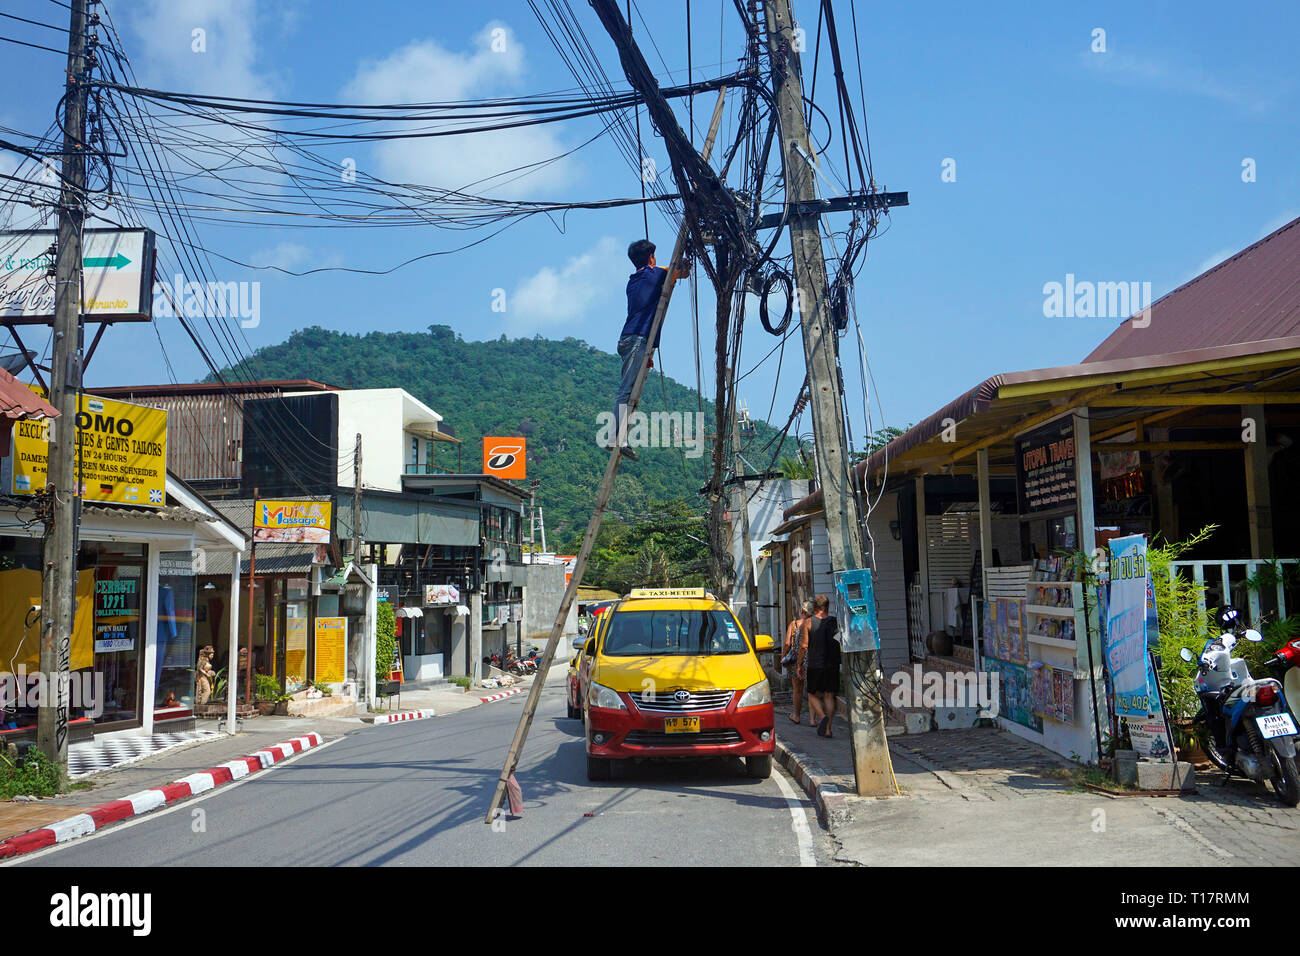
top-left (0, 732), bottom-right (324, 860)
top-left (479, 687), bottom-right (525, 703)
top-left (372, 708), bottom-right (436, 725)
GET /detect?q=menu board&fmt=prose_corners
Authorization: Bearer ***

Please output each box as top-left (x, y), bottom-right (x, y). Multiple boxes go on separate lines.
top-left (313, 617), bottom-right (346, 683)
top-left (1015, 417), bottom-right (1077, 514)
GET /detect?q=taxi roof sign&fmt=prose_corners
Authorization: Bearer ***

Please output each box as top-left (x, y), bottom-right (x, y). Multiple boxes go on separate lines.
top-left (626, 588), bottom-right (715, 600)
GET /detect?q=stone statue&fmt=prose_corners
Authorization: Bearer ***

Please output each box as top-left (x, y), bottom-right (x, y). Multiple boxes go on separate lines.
top-left (195, 645), bottom-right (217, 705)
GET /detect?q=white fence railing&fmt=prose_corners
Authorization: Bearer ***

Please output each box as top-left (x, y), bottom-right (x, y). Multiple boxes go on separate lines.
top-left (1168, 558), bottom-right (1298, 625)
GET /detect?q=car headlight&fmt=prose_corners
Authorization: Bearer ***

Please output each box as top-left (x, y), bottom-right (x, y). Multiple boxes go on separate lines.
top-left (736, 679), bottom-right (771, 709)
top-left (589, 682), bottom-right (626, 710)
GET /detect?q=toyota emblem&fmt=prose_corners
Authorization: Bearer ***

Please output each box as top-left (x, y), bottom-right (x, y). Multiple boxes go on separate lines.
top-left (673, 690), bottom-right (691, 702)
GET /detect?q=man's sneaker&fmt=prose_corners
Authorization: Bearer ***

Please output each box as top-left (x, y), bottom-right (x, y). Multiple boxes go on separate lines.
top-left (619, 445), bottom-right (639, 462)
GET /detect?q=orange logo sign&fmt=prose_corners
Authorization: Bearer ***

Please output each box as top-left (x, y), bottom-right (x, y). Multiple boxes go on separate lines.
top-left (483, 437), bottom-right (526, 480)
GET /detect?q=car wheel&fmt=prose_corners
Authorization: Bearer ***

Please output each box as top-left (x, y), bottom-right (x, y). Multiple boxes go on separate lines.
top-left (566, 699), bottom-right (579, 719)
top-left (586, 754), bottom-right (612, 781)
top-left (746, 755), bottom-right (772, 779)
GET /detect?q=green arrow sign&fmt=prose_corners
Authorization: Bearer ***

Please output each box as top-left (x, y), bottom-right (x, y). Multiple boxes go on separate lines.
top-left (82, 252), bottom-right (131, 270)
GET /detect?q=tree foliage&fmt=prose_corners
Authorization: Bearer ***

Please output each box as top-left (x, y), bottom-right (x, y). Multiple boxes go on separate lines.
top-left (219, 325), bottom-right (795, 542)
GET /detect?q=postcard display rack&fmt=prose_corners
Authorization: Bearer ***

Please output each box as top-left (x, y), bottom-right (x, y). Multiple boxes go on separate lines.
top-left (980, 559), bottom-right (1104, 761)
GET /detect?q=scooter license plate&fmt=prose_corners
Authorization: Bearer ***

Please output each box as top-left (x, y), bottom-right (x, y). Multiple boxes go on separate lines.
top-left (1258, 712), bottom-right (1298, 739)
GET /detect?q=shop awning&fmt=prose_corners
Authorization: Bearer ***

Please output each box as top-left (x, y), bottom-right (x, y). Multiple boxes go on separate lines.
top-left (769, 512), bottom-right (818, 537)
top-left (395, 606), bottom-right (423, 618)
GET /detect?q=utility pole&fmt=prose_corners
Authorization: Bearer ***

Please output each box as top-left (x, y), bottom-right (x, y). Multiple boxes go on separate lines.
top-left (730, 397), bottom-right (760, 639)
top-left (37, 0), bottom-right (90, 766)
top-left (762, 0), bottom-right (893, 795)
top-left (351, 433), bottom-right (362, 560)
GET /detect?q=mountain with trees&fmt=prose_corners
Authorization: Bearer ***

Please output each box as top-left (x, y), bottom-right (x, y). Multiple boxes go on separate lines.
top-left (220, 324), bottom-right (797, 553)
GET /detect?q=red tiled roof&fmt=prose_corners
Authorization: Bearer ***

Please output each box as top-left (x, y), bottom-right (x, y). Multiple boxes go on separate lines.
top-left (1085, 216), bottom-right (1300, 362)
top-left (0, 366), bottom-right (58, 420)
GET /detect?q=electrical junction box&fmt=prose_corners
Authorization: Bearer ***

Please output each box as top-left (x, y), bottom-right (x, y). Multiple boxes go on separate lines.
top-left (833, 567), bottom-right (879, 652)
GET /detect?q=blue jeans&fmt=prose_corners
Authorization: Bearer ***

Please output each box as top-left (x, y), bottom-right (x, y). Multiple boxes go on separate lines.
top-left (613, 333), bottom-right (649, 443)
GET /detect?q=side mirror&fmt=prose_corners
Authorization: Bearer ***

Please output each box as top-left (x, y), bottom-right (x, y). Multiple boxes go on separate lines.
top-left (584, 639), bottom-right (596, 658)
top-left (571, 637), bottom-right (586, 650)
top-left (1179, 647), bottom-right (1195, 663)
top-left (1244, 629), bottom-right (1264, 643)
top-left (754, 634), bottom-right (775, 652)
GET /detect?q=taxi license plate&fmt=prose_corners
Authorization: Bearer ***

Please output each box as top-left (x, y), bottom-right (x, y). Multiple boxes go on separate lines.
top-left (664, 716), bottom-right (700, 734)
top-left (1258, 712), bottom-right (1298, 739)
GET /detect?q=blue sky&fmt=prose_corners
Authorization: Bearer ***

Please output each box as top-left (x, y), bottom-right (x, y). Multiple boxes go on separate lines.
top-left (1, 0), bottom-right (1296, 442)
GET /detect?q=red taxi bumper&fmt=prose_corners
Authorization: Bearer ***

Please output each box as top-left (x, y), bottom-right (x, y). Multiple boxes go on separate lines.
top-left (587, 692), bottom-right (775, 759)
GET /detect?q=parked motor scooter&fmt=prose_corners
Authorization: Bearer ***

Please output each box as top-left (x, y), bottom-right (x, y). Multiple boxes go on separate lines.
top-left (1181, 606), bottom-right (1300, 807)
top-left (1265, 636), bottom-right (1300, 738)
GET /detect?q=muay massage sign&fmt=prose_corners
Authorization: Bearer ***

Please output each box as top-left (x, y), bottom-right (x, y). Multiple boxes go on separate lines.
top-left (1015, 417), bottom-right (1077, 514)
top-left (11, 395), bottom-right (167, 507)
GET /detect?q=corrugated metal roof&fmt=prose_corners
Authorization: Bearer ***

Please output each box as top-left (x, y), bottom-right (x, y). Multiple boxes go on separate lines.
top-left (82, 503), bottom-right (214, 523)
top-left (0, 366), bottom-right (58, 420)
top-left (1086, 215), bottom-right (1300, 362)
top-left (783, 217), bottom-right (1300, 521)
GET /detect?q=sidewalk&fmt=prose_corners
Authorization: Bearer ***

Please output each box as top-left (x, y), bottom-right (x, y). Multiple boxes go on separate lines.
top-left (773, 696), bottom-right (1300, 867)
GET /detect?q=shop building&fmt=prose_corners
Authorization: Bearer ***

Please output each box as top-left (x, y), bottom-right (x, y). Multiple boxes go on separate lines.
top-left (0, 467), bottom-right (245, 741)
top-left (93, 381), bottom-right (528, 687)
top-left (770, 214), bottom-right (1300, 762)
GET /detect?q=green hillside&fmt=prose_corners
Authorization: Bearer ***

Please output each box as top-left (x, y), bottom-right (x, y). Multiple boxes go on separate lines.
top-left (221, 324), bottom-right (792, 543)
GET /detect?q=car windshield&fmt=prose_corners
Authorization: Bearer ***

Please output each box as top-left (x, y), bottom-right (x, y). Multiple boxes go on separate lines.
top-left (603, 609), bottom-right (749, 657)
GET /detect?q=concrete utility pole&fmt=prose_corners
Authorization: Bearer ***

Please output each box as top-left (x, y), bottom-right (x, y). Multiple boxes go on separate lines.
top-left (730, 399), bottom-right (760, 639)
top-left (351, 433), bottom-right (362, 560)
top-left (38, 0), bottom-right (90, 765)
top-left (762, 0), bottom-right (893, 795)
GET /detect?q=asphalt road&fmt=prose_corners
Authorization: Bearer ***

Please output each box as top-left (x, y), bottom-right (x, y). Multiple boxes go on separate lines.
top-left (19, 677), bottom-right (828, 867)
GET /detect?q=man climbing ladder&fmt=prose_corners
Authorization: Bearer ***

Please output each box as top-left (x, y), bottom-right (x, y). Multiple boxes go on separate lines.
top-left (610, 238), bottom-right (691, 461)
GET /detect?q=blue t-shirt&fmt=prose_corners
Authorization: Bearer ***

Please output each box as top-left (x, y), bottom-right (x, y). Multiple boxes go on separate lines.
top-left (622, 265), bottom-right (669, 347)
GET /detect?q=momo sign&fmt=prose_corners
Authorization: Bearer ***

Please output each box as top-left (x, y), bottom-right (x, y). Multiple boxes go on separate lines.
top-left (11, 394), bottom-right (167, 507)
top-left (253, 499), bottom-right (331, 543)
top-left (483, 437), bottom-right (526, 480)
top-left (0, 228), bottom-right (155, 323)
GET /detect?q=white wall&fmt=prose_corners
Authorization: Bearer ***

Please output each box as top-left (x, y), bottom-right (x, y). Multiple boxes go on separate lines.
top-left (865, 492), bottom-right (909, 673)
top-left (334, 391), bottom-right (405, 492)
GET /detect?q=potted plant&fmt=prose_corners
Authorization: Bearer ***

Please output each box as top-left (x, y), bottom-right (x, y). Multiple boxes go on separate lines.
top-left (253, 674), bottom-right (288, 715)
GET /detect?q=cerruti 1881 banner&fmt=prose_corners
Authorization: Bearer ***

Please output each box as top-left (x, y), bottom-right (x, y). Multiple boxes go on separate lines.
top-left (253, 499), bottom-right (332, 543)
top-left (11, 394), bottom-right (167, 507)
top-left (482, 437), bottom-right (526, 480)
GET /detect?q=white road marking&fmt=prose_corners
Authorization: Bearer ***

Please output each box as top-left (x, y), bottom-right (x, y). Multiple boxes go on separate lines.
top-left (771, 764), bottom-right (817, 867)
top-left (1153, 806), bottom-right (1235, 860)
top-left (3, 736), bottom-right (346, 866)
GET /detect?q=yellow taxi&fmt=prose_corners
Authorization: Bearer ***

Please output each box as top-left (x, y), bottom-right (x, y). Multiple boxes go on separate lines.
top-left (580, 588), bottom-right (776, 781)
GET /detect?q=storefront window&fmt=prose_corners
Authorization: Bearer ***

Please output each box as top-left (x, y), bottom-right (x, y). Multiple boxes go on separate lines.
top-left (156, 551), bottom-right (197, 712)
top-left (285, 577), bottom-right (309, 692)
top-left (87, 542), bottom-right (146, 727)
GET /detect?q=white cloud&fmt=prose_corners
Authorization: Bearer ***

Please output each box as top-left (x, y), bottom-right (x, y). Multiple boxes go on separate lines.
top-left (247, 242), bottom-right (342, 273)
top-left (343, 23), bottom-right (578, 198)
top-left (1082, 50), bottom-right (1268, 114)
top-left (126, 0), bottom-right (279, 100)
top-left (508, 236), bottom-right (623, 330)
